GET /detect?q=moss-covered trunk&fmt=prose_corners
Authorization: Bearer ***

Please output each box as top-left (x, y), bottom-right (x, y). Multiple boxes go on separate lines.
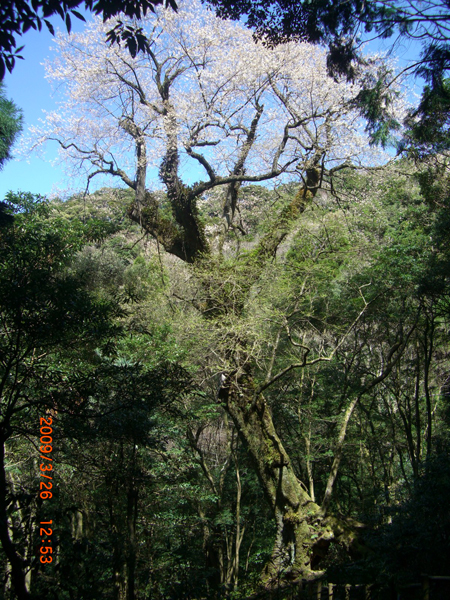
top-left (130, 151), bottom-right (338, 584)
top-left (218, 368), bottom-right (333, 584)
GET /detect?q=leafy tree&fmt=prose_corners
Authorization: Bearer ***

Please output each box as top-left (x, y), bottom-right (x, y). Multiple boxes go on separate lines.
top-left (402, 79), bottom-right (450, 158)
top-left (0, 83), bottom-right (22, 170)
top-left (0, 192), bottom-right (119, 599)
top-left (0, 189), bottom-right (199, 600)
top-left (36, 359), bottom-right (190, 600)
top-left (329, 445), bottom-right (450, 593)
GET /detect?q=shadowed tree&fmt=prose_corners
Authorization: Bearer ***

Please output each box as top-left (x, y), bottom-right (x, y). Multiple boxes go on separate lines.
top-left (0, 192), bottom-right (121, 599)
top-left (0, 83), bottom-right (22, 170)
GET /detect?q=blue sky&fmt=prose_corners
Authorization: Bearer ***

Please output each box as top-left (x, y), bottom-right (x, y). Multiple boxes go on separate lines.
top-left (0, 10), bottom-right (423, 202)
top-left (0, 14), bottom-right (91, 200)
top-left (0, 9), bottom-right (207, 200)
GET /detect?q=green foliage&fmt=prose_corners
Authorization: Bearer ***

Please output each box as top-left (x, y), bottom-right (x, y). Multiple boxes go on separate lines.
top-left (336, 446), bottom-right (450, 590)
top-left (0, 0), bottom-right (178, 78)
top-left (2, 160), bottom-right (450, 598)
top-left (0, 193), bottom-right (126, 600)
top-left (0, 190), bottom-right (200, 600)
top-left (0, 192), bottom-right (118, 365)
top-left (0, 83), bottom-right (22, 169)
top-left (353, 65), bottom-right (401, 148)
top-left (403, 80), bottom-right (450, 157)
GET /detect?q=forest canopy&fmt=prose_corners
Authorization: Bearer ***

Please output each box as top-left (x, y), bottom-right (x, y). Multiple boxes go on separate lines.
top-left (1, 1), bottom-right (450, 599)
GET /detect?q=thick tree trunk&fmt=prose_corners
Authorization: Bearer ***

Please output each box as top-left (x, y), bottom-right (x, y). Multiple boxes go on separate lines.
top-left (218, 369), bottom-right (333, 584)
top-left (0, 436), bottom-right (32, 600)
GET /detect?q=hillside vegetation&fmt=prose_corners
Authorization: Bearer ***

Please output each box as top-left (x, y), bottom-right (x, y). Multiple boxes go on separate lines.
top-left (1, 162), bottom-right (450, 598)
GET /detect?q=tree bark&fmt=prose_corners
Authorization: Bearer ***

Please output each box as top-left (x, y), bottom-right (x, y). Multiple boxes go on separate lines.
top-left (126, 474), bottom-right (138, 600)
top-left (0, 435), bottom-right (32, 600)
top-left (218, 368), bottom-right (333, 584)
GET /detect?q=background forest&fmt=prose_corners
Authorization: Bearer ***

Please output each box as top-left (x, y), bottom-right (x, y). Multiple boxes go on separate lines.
top-left (1, 1), bottom-right (450, 600)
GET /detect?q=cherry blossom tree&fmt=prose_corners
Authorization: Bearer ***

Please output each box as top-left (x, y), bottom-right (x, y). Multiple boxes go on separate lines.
top-left (31, 0), bottom-right (391, 261)
top-left (29, 0), bottom-right (404, 584)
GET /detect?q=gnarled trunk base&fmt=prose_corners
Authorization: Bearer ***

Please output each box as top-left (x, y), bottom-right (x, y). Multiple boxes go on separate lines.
top-left (219, 369), bottom-right (334, 585)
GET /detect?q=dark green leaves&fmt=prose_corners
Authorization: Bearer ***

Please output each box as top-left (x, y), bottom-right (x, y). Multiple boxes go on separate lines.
top-left (351, 66), bottom-right (401, 148)
top-left (0, 0), bottom-right (178, 79)
top-left (0, 83), bottom-right (23, 169)
top-left (403, 80), bottom-right (450, 158)
top-left (105, 22), bottom-right (150, 58)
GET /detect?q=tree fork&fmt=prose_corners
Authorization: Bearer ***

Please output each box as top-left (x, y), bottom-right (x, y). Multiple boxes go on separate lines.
top-left (127, 190), bottom-right (209, 263)
top-left (218, 369), bottom-right (333, 584)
